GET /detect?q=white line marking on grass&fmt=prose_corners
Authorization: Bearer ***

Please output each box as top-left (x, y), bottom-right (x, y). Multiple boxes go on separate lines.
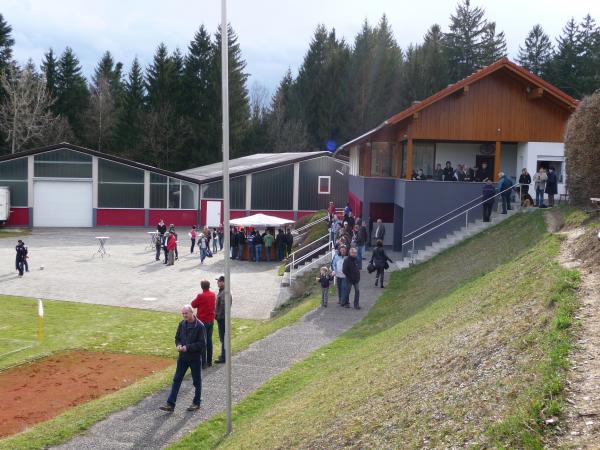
top-left (0, 338), bottom-right (37, 359)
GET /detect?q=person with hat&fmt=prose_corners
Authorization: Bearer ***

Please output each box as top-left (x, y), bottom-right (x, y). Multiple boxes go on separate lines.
top-left (191, 280), bottom-right (216, 369)
top-left (214, 275), bottom-right (232, 364)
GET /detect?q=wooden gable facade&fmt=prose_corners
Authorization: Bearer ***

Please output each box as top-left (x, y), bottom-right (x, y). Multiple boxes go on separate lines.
top-left (344, 58), bottom-right (578, 180)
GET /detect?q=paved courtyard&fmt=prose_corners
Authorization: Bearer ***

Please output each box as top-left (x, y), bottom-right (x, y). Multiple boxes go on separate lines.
top-left (0, 228), bottom-right (282, 319)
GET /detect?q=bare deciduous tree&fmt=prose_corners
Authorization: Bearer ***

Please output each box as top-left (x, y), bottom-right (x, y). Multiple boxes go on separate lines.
top-left (0, 65), bottom-right (57, 153)
top-left (269, 93), bottom-right (310, 153)
top-left (86, 75), bottom-right (115, 151)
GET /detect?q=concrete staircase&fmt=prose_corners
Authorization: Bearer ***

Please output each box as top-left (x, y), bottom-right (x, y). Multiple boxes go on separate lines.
top-left (396, 206), bottom-right (520, 270)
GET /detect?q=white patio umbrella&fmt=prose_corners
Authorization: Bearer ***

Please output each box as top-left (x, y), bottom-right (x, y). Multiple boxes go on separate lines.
top-left (229, 213), bottom-right (295, 228)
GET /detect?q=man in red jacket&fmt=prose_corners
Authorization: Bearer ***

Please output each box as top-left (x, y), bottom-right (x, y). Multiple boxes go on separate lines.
top-left (166, 232), bottom-right (177, 266)
top-left (191, 280), bottom-right (216, 369)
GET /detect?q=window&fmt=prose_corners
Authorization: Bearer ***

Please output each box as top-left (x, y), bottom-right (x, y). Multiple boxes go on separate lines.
top-left (370, 142), bottom-right (394, 177)
top-left (201, 177), bottom-right (246, 209)
top-left (98, 159), bottom-right (144, 208)
top-left (318, 176), bottom-right (331, 194)
top-left (413, 143), bottom-right (435, 177)
top-left (150, 172), bottom-right (198, 209)
top-left (0, 158), bottom-right (28, 207)
top-left (34, 149), bottom-right (92, 178)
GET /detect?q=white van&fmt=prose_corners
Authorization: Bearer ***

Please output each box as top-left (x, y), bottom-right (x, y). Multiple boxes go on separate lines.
top-left (0, 187), bottom-right (10, 225)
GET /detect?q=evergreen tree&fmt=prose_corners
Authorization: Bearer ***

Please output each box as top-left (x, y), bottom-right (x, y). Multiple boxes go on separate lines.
top-left (480, 22), bottom-right (507, 64)
top-left (295, 25), bottom-right (350, 149)
top-left (546, 18), bottom-right (582, 97)
top-left (182, 25), bottom-right (216, 165)
top-left (0, 13), bottom-right (14, 75)
top-left (577, 14), bottom-right (600, 95)
top-left (40, 48), bottom-right (59, 99)
top-left (145, 43), bottom-right (178, 109)
top-left (93, 51), bottom-right (124, 103)
top-left (268, 69), bottom-right (310, 153)
top-left (421, 24), bottom-right (450, 96)
top-left (55, 47), bottom-right (90, 141)
top-left (517, 24), bottom-right (553, 76)
top-left (114, 57), bottom-right (145, 158)
top-left (444, 0), bottom-right (490, 80)
top-left (211, 24), bottom-right (250, 159)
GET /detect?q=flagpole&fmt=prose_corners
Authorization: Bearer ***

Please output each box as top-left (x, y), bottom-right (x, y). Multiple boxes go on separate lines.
top-left (221, 0), bottom-right (233, 435)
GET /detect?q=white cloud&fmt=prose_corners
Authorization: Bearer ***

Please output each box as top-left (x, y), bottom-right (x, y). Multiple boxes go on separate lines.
top-left (3, 0), bottom-right (600, 94)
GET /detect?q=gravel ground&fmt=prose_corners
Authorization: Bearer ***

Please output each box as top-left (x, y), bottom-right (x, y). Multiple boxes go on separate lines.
top-left (0, 228), bottom-right (281, 320)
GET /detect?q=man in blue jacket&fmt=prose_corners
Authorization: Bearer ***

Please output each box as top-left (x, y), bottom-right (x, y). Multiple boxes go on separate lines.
top-left (496, 172), bottom-right (514, 214)
top-left (159, 305), bottom-right (206, 412)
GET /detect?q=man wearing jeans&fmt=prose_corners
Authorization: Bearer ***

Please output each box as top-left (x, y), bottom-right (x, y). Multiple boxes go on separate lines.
top-left (331, 245), bottom-right (347, 305)
top-left (159, 305), bottom-right (206, 412)
top-left (342, 247), bottom-right (361, 309)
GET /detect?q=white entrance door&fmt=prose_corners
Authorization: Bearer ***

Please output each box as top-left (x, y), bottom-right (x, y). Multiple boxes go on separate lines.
top-left (34, 180), bottom-right (93, 227)
top-left (206, 201), bottom-right (222, 227)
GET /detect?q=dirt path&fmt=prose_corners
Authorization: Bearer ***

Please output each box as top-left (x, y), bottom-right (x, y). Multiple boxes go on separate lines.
top-left (552, 226), bottom-right (600, 448)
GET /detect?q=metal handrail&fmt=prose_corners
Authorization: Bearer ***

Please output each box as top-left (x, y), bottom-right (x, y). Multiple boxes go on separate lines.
top-left (402, 183), bottom-right (522, 260)
top-left (286, 233), bottom-right (329, 260)
top-left (291, 249), bottom-right (333, 279)
top-left (293, 214), bottom-right (329, 234)
top-left (404, 193), bottom-right (483, 238)
top-left (285, 240), bottom-right (331, 270)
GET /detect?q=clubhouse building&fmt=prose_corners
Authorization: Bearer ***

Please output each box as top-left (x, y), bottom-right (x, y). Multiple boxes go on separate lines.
top-left (335, 57), bottom-right (578, 251)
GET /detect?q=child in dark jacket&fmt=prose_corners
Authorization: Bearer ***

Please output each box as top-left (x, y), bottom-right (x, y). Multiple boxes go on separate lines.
top-left (316, 266), bottom-right (334, 307)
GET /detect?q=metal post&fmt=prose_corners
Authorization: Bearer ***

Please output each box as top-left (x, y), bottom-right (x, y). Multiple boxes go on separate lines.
top-left (411, 240), bottom-right (415, 264)
top-left (221, 0), bottom-right (232, 436)
top-left (465, 211), bottom-right (468, 229)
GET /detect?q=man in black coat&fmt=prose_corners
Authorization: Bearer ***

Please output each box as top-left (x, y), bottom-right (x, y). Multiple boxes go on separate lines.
top-left (159, 305), bottom-right (206, 412)
top-left (482, 180), bottom-right (496, 222)
top-left (442, 161), bottom-right (454, 181)
top-left (275, 229), bottom-right (285, 261)
top-left (15, 239), bottom-right (27, 277)
top-left (342, 247), bottom-right (361, 309)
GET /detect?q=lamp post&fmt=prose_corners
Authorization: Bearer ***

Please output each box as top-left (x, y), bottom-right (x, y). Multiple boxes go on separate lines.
top-left (221, 0), bottom-right (233, 435)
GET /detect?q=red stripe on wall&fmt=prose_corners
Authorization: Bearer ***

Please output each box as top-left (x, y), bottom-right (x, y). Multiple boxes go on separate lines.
top-left (96, 209), bottom-right (145, 226)
top-left (230, 210), bottom-right (246, 219)
top-left (7, 208), bottom-right (29, 226)
top-left (149, 210), bottom-right (198, 227)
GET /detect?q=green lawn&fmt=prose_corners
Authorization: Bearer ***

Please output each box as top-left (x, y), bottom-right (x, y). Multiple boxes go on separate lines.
top-left (0, 294), bottom-right (319, 450)
top-left (171, 211), bottom-right (579, 449)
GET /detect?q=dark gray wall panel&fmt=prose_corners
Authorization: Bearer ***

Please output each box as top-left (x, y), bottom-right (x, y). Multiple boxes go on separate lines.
top-left (251, 165), bottom-right (294, 210)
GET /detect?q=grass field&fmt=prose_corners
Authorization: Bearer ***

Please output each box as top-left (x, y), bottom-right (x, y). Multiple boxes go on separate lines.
top-left (170, 210), bottom-right (579, 449)
top-left (0, 293), bottom-right (320, 450)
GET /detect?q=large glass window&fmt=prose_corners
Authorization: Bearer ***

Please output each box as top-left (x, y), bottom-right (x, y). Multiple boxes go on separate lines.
top-left (34, 149), bottom-right (92, 178)
top-left (413, 142), bottom-right (435, 177)
top-left (150, 173), bottom-right (198, 209)
top-left (201, 177), bottom-right (246, 209)
top-left (0, 158), bottom-right (28, 206)
top-left (370, 142), bottom-right (394, 177)
top-left (98, 159), bottom-right (144, 208)
top-left (150, 173), bottom-right (168, 208)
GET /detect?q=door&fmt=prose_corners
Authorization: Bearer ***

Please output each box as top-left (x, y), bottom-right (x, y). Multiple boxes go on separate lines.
top-left (34, 180), bottom-right (93, 227)
top-left (206, 200), bottom-right (222, 227)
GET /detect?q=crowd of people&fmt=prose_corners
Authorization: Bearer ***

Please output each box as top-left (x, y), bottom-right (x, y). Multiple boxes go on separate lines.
top-left (159, 276), bottom-right (230, 412)
top-left (322, 202), bottom-right (393, 310)
top-left (412, 160), bottom-right (494, 182)
top-left (154, 219), bottom-right (294, 266)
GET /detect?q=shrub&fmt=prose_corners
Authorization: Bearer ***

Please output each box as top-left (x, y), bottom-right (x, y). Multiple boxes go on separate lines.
top-left (564, 91), bottom-right (600, 206)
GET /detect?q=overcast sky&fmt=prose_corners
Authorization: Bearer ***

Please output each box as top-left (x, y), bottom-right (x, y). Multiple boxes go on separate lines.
top-left (3, 0), bottom-right (600, 95)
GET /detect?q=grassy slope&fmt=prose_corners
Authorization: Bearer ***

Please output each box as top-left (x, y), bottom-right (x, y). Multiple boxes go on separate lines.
top-left (171, 211), bottom-right (579, 449)
top-left (0, 294), bottom-right (319, 450)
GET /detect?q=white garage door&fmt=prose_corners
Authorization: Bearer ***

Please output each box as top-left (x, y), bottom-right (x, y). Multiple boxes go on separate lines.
top-left (34, 181), bottom-right (93, 227)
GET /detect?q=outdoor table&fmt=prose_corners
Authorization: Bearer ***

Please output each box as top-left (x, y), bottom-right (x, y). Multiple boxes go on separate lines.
top-left (147, 231), bottom-right (159, 251)
top-left (94, 236), bottom-right (110, 258)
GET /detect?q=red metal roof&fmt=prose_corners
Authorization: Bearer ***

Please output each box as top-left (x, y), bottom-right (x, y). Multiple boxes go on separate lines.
top-left (337, 58), bottom-right (579, 151)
